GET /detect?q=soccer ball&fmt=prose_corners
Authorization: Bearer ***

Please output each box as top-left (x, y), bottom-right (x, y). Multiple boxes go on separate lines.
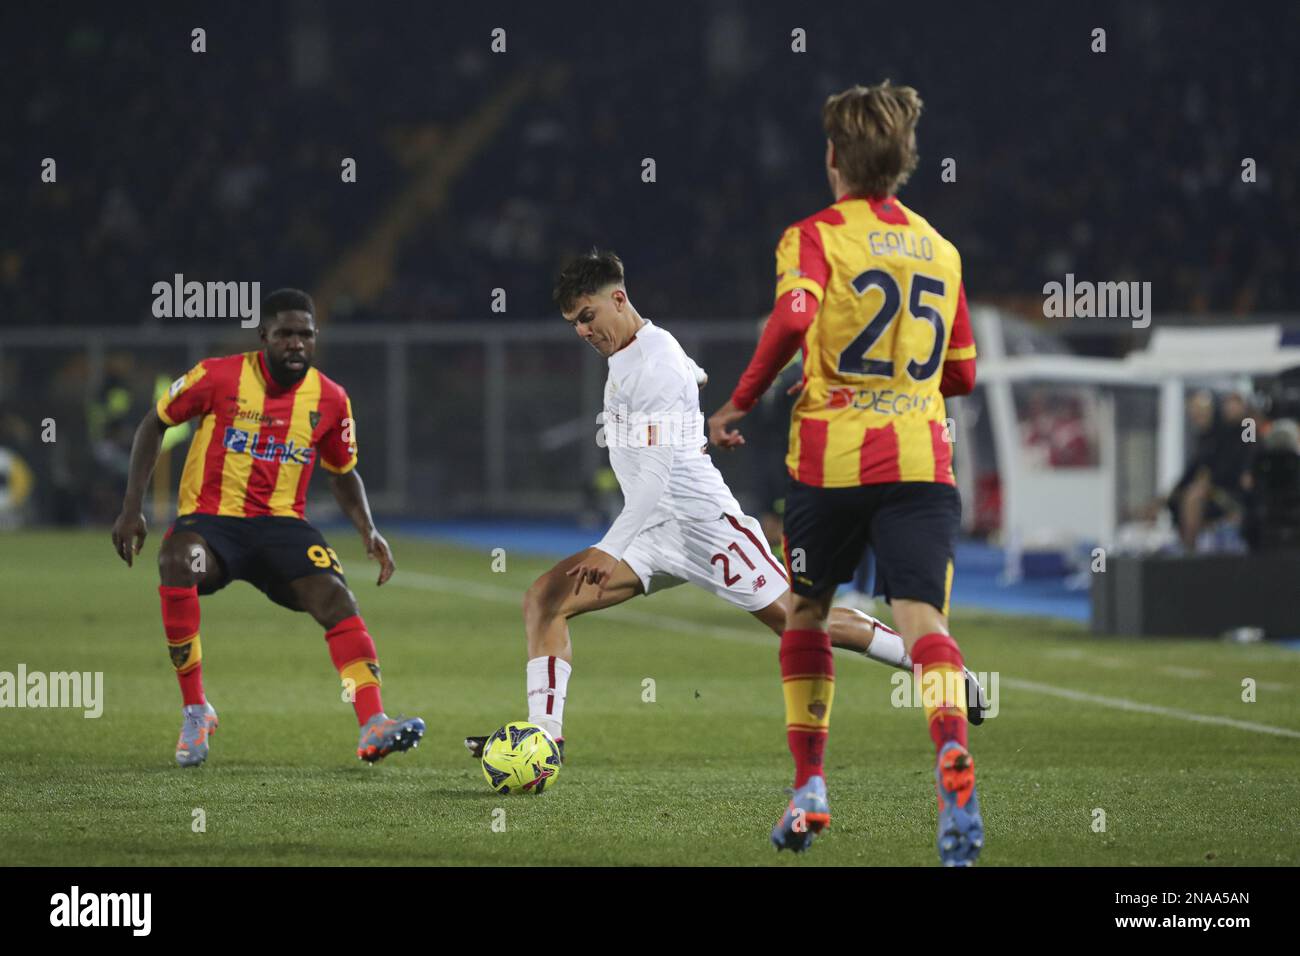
top-left (480, 721), bottom-right (562, 795)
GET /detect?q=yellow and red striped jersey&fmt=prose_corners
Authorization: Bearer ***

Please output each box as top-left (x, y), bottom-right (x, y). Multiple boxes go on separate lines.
top-left (156, 351), bottom-right (357, 518)
top-left (774, 195), bottom-right (975, 487)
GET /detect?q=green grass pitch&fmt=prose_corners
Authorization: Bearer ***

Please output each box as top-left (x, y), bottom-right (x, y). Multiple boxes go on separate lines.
top-left (1, 529), bottom-right (1297, 866)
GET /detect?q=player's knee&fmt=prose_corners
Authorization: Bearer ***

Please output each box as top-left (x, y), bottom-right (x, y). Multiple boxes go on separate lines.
top-left (789, 592), bottom-right (831, 625)
top-left (892, 598), bottom-right (947, 642)
top-left (320, 583), bottom-right (359, 629)
top-left (522, 575), bottom-right (547, 620)
top-left (327, 580), bottom-right (358, 624)
top-left (157, 540), bottom-right (199, 586)
top-left (296, 574), bottom-right (358, 629)
top-left (523, 572), bottom-right (564, 624)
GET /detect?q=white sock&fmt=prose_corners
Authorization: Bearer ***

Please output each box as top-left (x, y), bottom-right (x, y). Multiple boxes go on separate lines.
top-left (863, 618), bottom-right (910, 669)
top-left (526, 655), bottom-right (571, 740)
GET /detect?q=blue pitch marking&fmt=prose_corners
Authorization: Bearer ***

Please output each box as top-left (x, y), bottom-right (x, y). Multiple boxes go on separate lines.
top-left (386, 519), bottom-right (1091, 623)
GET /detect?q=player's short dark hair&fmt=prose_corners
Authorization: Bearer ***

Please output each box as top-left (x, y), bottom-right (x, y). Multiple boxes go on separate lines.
top-left (552, 250), bottom-right (625, 314)
top-left (261, 288), bottom-right (315, 326)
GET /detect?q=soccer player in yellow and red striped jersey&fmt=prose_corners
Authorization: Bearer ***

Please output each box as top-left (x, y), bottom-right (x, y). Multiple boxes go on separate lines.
top-left (709, 82), bottom-right (984, 864)
top-left (110, 289), bottom-right (425, 767)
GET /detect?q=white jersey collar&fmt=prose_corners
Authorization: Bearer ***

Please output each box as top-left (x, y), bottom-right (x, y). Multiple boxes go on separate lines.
top-left (608, 318), bottom-right (653, 372)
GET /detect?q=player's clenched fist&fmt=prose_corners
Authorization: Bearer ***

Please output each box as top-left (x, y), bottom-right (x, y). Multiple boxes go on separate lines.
top-left (111, 511), bottom-right (148, 567)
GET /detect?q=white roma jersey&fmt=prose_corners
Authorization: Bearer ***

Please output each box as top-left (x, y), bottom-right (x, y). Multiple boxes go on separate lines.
top-left (594, 319), bottom-right (742, 560)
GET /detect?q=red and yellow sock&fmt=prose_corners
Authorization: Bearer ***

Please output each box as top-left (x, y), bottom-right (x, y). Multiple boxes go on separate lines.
top-left (160, 585), bottom-right (205, 706)
top-left (780, 628), bottom-right (835, 787)
top-left (912, 632), bottom-right (968, 752)
top-left (326, 615), bottom-right (383, 725)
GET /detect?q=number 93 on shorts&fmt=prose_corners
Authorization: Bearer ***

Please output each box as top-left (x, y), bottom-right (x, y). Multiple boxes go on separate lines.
top-left (167, 513), bottom-right (347, 609)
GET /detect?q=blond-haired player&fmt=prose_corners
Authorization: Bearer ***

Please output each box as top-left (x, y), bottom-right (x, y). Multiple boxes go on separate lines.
top-left (710, 82), bottom-right (984, 864)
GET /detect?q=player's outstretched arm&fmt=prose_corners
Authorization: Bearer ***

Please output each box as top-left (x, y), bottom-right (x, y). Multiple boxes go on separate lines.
top-left (579, 442), bottom-right (674, 593)
top-left (111, 412), bottom-right (169, 567)
top-left (329, 469), bottom-right (395, 585)
top-left (711, 290), bottom-right (817, 450)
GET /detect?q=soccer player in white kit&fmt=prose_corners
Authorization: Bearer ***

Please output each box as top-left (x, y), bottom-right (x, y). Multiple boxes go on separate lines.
top-left (465, 251), bottom-right (982, 760)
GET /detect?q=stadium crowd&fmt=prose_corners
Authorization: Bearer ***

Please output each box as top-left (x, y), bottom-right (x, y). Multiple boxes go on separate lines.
top-left (5, 3), bottom-right (1297, 327)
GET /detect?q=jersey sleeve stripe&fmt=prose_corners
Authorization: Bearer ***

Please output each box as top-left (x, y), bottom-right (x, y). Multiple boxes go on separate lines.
top-left (774, 275), bottom-right (825, 303)
top-left (319, 394), bottom-right (358, 475)
top-left (318, 459), bottom-right (357, 474)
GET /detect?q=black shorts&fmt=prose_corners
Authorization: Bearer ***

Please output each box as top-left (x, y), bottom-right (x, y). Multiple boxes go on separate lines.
top-left (783, 478), bottom-right (959, 614)
top-left (166, 514), bottom-right (346, 611)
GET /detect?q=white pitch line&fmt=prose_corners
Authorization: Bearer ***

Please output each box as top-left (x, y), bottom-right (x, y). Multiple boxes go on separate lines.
top-left (393, 571), bottom-right (1300, 740)
top-left (1159, 665), bottom-right (1211, 679)
top-left (999, 678), bottom-right (1300, 739)
top-left (399, 570), bottom-right (520, 604)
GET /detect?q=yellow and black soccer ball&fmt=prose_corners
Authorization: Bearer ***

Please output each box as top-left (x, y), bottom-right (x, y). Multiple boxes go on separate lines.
top-left (480, 721), bottom-right (562, 795)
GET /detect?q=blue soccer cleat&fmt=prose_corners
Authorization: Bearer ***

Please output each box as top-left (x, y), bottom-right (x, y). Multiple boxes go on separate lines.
top-left (175, 701), bottom-right (218, 767)
top-left (356, 713), bottom-right (425, 762)
top-left (771, 774), bottom-right (831, 852)
top-left (935, 741), bottom-right (984, 866)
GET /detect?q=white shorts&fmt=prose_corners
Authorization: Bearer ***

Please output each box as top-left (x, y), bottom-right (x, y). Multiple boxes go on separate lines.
top-left (621, 512), bottom-right (790, 612)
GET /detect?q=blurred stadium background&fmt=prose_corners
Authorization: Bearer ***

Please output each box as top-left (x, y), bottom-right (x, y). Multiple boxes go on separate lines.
top-left (4, 2), bottom-right (1299, 639)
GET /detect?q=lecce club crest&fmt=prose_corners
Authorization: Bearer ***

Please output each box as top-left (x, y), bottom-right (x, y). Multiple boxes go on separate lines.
top-left (309, 410), bottom-right (321, 430)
